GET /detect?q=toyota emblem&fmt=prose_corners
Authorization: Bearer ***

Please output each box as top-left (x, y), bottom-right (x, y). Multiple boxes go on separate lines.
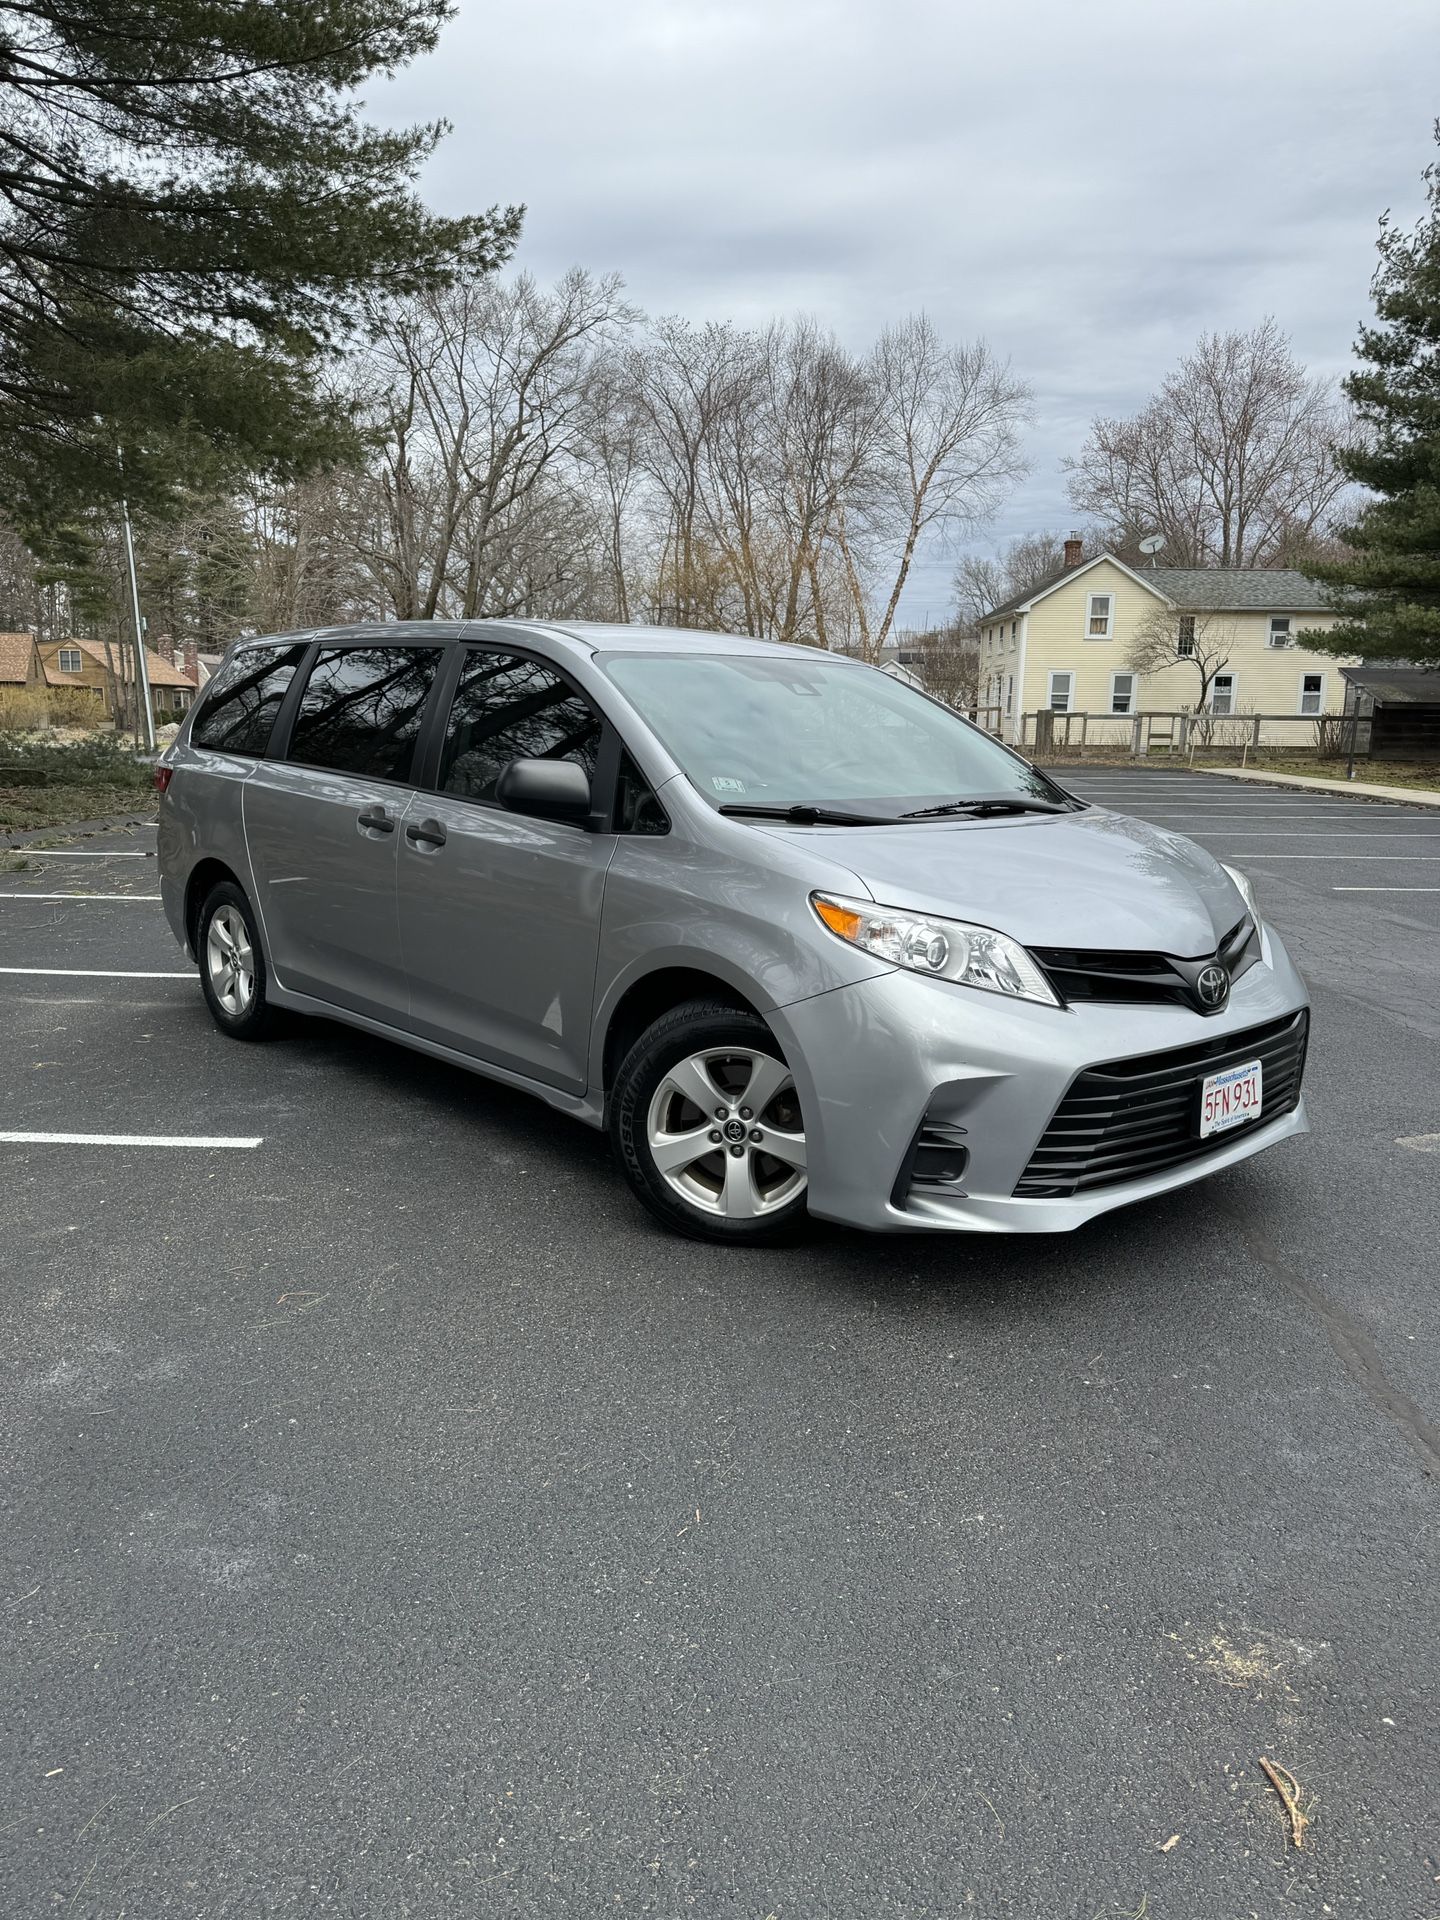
top-left (1196, 965), bottom-right (1229, 1009)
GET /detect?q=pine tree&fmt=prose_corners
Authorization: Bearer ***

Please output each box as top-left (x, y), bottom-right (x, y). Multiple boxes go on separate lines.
top-left (1304, 132), bottom-right (1440, 665)
top-left (0, 1), bottom-right (520, 557)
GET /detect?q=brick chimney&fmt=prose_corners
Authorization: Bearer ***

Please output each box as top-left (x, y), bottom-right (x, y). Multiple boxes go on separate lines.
top-left (1063, 533), bottom-right (1083, 570)
top-left (182, 640), bottom-right (199, 684)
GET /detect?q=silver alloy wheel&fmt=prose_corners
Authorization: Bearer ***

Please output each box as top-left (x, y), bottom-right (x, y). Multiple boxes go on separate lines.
top-left (205, 903), bottom-right (256, 1018)
top-left (645, 1046), bottom-right (806, 1219)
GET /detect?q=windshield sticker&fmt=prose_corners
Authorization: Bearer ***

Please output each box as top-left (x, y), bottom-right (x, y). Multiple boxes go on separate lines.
top-left (711, 776), bottom-right (747, 793)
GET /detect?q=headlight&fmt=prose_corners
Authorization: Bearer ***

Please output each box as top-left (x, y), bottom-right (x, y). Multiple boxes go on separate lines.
top-left (811, 892), bottom-right (1059, 1006)
top-left (1221, 863), bottom-right (1259, 919)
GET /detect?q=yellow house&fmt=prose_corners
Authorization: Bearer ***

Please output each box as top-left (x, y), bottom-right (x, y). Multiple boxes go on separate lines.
top-left (977, 544), bottom-right (1352, 747)
top-left (37, 637), bottom-right (198, 721)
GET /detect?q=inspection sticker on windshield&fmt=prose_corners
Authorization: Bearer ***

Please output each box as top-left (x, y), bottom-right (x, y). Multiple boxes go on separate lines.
top-left (711, 776), bottom-right (747, 794)
top-left (1199, 1059), bottom-right (1262, 1138)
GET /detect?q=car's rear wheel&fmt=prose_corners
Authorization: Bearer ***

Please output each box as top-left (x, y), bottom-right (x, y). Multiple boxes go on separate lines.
top-left (611, 1001), bottom-right (808, 1243)
top-left (197, 880), bottom-right (275, 1040)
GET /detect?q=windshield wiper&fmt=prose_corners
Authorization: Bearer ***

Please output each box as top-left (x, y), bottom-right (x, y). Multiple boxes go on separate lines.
top-left (900, 796), bottom-right (1067, 820)
top-left (718, 802), bottom-right (894, 826)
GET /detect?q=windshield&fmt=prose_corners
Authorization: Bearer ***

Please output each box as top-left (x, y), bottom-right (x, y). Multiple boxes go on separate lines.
top-left (601, 651), bottom-right (1066, 816)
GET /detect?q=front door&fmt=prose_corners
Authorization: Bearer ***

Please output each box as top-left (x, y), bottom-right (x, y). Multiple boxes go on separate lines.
top-left (396, 646), bottom-right (615, 1091)
top-left (243, 642), bottom-right (443, 1022)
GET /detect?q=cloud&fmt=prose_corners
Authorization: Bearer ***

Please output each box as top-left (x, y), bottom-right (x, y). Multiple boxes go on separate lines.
top-left (377, 0), bottom-right (1438, 621)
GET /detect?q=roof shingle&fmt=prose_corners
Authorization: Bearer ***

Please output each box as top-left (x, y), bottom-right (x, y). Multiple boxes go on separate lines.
top-left (980, 556), bottom-right (1333, 621)
top-left (0, 631), bottom-right (39, 683)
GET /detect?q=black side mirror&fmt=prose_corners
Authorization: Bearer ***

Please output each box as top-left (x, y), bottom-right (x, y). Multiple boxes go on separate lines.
top-left (495, 757), bottom-right (593, 823)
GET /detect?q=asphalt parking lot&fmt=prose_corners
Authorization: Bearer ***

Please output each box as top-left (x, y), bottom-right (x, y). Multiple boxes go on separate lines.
top-left (3, 772), bottom-right (1438, 1919)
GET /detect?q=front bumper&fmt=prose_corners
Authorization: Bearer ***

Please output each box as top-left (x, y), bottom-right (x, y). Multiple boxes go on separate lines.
top-left (768, 923), bottom-right (1310, 1234)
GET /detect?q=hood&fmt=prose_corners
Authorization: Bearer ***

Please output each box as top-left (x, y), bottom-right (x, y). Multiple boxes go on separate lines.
top-left (777, 807), bottom-right (1243, 955)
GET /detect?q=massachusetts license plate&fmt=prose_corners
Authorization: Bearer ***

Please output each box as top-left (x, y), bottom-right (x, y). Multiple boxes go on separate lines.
top-left (1199, 1059), bottom-right (1263, 1138)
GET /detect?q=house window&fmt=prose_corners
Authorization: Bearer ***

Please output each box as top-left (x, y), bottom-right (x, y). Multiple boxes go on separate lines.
top-left (1010, 620), bottom-right (1017, 651)
top-left (1210, 673), bottom-right (1236, 715)
top-left (1004, 674), bottom-right (1013, 716)
top-left (1048, 671), bottom-right (1074, 713)
top-left (1299, 672), bottom-right (1324, 716)
top-left (1110, 672), bottom-right (1137, 716)
top-left (1268, 617), bottom-right (1293, 648)
top-left (57, 647), bottom-right (83, 674)
top-left (1085, 593), bottom-right (1113, 639)
top-left (1176, 616), bottom-right (1195, 658)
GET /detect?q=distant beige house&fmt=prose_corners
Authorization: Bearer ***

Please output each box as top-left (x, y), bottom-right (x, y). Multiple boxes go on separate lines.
top-left (977, 540), bottom-right (1353, 746)
top-left (37, 637), bottom-right (199, 721)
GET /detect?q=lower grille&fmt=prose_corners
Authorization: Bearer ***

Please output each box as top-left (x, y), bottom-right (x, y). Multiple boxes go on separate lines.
top-left (1014, 1011), bottom-right (1308, 1199)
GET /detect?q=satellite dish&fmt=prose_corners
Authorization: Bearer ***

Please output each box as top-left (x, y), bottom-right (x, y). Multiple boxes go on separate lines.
top-left (1138, 534), bottom-right (1165, 554)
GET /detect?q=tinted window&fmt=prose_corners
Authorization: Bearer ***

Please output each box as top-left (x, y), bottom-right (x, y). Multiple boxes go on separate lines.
top-left (288, 646), bottom-right (440, 782)
top-left (191, 643), bottom-right (307, 755)
top-left (440, 650), bottom-right (602, 802)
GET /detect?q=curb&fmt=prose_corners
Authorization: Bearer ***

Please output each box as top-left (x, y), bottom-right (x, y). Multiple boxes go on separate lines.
top-left (1192, 768), bottom-right (1440, 809)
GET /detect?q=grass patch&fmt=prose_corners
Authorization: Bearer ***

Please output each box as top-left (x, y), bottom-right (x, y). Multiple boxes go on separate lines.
top-left (0, 731), bottom-right (156, 832)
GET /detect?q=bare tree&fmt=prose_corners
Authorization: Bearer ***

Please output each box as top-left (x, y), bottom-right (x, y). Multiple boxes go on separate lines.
top-left (1126, 606), bottom-right (1237, 710)
top-left (1066, 322), bottom-right (1354, 567)
top-left (902, 620), bottom-right (980, 709)
top-left (863, 318), bottom-right (1028, 656)
top-left (951, 528), bottom-right (1071, 627)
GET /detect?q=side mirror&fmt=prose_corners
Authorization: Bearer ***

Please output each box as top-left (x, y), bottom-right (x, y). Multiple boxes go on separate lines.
top-left (495, 756), bottom-right (593, 823)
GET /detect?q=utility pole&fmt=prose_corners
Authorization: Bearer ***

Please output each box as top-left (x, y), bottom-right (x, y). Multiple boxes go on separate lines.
top-left (118, 457), bottom-right (155, 753)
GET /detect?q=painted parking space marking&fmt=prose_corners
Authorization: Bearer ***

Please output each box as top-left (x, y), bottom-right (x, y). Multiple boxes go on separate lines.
top-left (1397, 1134), bottom-right (1440, 1154)
top-left (1332, 886), bottom-right (1440, 893)
top-left (1235, 853), bottom-right (1440, 860)
top-left (0, 967), bottom-right (190, 978)
top-left (0, 892), bottom-right (163, 902)
top-left (0, 1130), bottom-right (262, 1149)
top-left (14, 849), bottom-right (154, 858)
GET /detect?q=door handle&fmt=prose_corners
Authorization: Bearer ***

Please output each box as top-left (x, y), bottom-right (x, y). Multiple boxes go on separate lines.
top-left (405, 818), bottom-right (447, 851)
top-left (357, 806), bottom-right (395, 836)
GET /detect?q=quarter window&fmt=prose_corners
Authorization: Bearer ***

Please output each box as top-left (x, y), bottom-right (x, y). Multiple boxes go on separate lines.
top-left (439, 649), bottom-right (602, 803)
top-left (191, 642), bottom-right (308, 756)
top-left (57, 647), bottom-right (83, 674)
top-left (1210, 673), bottom-right (1236, 716)
top-left (1110, 672), bottom-right (1136, 716)
top-left (1086, 593), bottom-right (1113, 638)
top-left (287, 645), bottom-right (440, 782)
top-left (1299, 672), bottom-right (1324, 716)
top-left (615, 752), bottom-right (669, 835)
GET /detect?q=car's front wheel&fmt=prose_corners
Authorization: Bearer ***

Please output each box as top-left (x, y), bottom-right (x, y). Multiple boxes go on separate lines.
top-left (610, 1001), bottom-right (808, 1243)
top-left (197, 880), bottom-right (275, 1041)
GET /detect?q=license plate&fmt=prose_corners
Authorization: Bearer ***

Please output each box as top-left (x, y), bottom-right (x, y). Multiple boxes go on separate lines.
top-left (1199, 1059), bottom-right (1263, 1138)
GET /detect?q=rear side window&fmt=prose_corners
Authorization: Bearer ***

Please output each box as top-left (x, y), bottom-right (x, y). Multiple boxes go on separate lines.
top-left (439, 649), bottom-right (602, 802)
top-left (287, 646), bottom-right (440, 783)
top-left (191, 643), bottom-right (307, 755)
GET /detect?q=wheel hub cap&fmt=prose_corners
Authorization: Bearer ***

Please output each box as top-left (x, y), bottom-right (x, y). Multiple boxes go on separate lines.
top-left (646, 1047), bottom-right (807, 1220)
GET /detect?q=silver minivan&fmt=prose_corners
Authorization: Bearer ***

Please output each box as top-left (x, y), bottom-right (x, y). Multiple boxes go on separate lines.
top-left (157, 620), bottom-right (1310, 1242)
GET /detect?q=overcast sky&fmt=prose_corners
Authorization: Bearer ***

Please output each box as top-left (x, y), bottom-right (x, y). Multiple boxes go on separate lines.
top-left (379, 0), bottom-right (1438, 627)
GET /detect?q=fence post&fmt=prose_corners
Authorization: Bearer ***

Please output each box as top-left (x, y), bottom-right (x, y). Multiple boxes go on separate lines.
top-left (1251, 714), bottom-right (1262, 756)
top-left (1034, 708), bottom-right (1053, 756)
top-left (1178, 712), bottom-right (1190, 752)
top-left (1130, 713), bottom-right (1144, 759)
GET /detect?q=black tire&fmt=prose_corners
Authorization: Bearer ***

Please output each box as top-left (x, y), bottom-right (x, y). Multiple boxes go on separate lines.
top-left (610, 999), bottom-right (809, 1244)
top-left (196, 880), bottom-right (276, 1041)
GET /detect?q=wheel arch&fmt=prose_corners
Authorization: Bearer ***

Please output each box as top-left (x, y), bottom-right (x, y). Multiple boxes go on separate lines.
top-left (599, 964), bottom-right (768, 1098)
top-left (184, 858), bottom-right (246, 954)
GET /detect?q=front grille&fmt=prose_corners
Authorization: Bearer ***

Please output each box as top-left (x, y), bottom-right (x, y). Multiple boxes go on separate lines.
top-left (1033, 916), bottom-right (1259, 1013)
top-left (1014, 1010), bottom-right (1308, 1199)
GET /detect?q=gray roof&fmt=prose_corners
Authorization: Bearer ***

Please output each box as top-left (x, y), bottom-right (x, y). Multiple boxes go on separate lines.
top-left (1340, 666), bottom-right (1440, 705)
top-left (1143, 567), bottom-right (1331, 611)
top-left (980, 557), bottom-right (1332, 621)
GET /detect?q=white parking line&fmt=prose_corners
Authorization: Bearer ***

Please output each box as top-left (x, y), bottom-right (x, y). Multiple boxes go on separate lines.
top-left (1237, 854), bottom-right (1440, 860)
top-left (0, 892), bottom-right (162, 901)
top-left (0, 967), bottom-right (190, 977)
top-left (14, 850), bottom-right (153, 858)
top-left (1188, 832), bottom-right (1440, 837)
top-left (0, 1131), bottom-right (262, 1148)
top-left (1332, 886), bottom-right (1440, 893)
